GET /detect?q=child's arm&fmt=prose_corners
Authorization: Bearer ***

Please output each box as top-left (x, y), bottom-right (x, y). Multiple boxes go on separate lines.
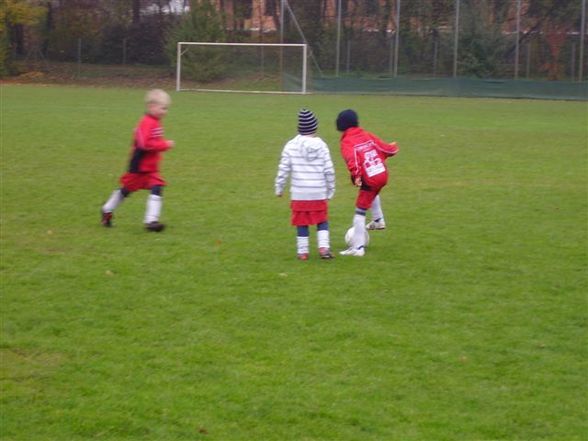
top-left (323, 146), bottom-right (336, 199)
top-left (135, 119), bottom-right (173, 152)
top-left (373, 134), bottom-right (399, 157)
top-left (340, 139), bottom-right (362, 186)
top-left (275, 146), bottom-right (291, 197)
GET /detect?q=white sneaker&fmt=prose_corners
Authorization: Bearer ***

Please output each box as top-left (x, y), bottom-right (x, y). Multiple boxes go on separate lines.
top-left (366, 219), bottom-right (386, 230)
top-left (339, 246), bottom-right (365, 257)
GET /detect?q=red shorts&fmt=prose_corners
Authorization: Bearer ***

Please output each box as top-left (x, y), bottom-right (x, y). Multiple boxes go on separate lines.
top-left (356, 185), bottom-right (384, 210)
top-left (120, 172), bottom-right (166, 192)
top-left (290, 200), bottom-right (328, 226)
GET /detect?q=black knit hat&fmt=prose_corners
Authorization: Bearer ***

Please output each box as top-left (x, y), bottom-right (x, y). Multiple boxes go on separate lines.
top-left (298, 108), bottom-right (318, 135)
top-left (336, 109), bottom-right (359, 132)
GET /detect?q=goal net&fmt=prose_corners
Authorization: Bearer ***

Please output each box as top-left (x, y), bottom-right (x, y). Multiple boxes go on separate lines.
top-left (176, 42), bottom-right (308, 94)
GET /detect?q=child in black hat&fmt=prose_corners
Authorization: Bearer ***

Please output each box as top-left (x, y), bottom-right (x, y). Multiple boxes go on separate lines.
top-left (336, 109), bottom-right (399, 256)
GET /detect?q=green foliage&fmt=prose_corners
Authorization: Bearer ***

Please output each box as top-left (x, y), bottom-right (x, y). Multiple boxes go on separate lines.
top-left (44, 1), bottom-right (171, 64)
top-left (527, 0), bottom-right (582, 24)
top-left (0, 29), bottom-right (9, 77)
top-left (165, 0), bottom-right (226, 82)
top-left (458, 0), bottom-right (510, 78)
top-left (126, 17), bottom-right (170, 65)
top-left (0, 0), bottom-right (44, 76)
top-left (46, 2), bottom-right (103, 62)
top-left (2, 85), bottom-right (587, 440)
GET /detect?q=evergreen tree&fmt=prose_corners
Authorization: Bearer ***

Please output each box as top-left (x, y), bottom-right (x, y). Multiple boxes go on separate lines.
top-left (165, 0), bottom-right (226, 81)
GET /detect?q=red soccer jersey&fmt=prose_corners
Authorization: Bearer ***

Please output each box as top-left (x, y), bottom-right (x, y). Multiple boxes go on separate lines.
top-left (128, 113), bottom-right (171, 173)
top-left (340, 127), bottom-right (399, 188)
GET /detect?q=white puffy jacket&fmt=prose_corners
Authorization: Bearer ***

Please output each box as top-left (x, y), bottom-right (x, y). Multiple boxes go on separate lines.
top-left (275, 134), bottom-right (336, 201)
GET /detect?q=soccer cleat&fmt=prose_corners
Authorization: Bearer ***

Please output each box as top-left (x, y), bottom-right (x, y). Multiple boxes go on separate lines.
top-left (145, 221), bottom-right (165, 232)
top-left (339, 246), bottom-right (365, 257)
top-left (366, 219), bottom-right (386, 230)
top-left (101, 210), bottom-right (113, 227)
top-left (319, 248), bottom-right (335, 259)
top-left (297, 253), bottom-right (309, 261)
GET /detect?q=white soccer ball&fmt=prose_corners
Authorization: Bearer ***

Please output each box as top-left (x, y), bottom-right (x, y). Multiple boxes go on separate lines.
top-left (345, 226), bottom-right (369, 247)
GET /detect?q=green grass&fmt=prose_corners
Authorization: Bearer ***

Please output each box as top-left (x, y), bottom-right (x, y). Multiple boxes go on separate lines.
top-left (1, 84), bottom-right (587, 441)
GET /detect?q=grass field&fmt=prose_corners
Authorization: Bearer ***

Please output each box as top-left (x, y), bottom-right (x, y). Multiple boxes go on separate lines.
top-left (1, 84), bottom-right (587, 441)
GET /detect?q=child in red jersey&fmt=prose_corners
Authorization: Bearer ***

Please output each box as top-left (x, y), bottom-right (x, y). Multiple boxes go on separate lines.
top-left (336, 109), bottom-right (399, 256)
top-left (101, 89), bottom-right (174, 232)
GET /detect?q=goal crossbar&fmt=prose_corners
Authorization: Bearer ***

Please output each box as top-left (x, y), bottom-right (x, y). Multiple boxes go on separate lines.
top-left (176, 42), bottom-right (308, 94)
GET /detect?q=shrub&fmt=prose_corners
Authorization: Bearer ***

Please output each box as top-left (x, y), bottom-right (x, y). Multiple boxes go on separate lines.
top-left (165, 0), bottom-right (226, 82)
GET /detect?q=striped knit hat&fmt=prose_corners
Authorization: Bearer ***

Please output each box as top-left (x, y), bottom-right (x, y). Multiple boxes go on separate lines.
top-left (298, 108), bottom-right (318, 135)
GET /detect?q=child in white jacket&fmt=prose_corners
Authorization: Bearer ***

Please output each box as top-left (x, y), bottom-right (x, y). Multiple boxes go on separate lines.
top-left (275, 109), bottom-right (336, 260)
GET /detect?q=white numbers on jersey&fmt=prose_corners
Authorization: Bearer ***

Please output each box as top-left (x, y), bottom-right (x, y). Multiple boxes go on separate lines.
top-left (363, 149), bottom-right (385, 177)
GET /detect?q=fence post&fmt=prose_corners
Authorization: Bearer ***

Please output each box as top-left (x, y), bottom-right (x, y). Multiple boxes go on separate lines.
top-left (580, 0), bottom-right (586, 81)
top-left (453, 0), bottom-right (460, 78)
top-left (433, 38), bottom-right (438, 77)
top-left (77, 38), bottom-right (82, 77)
top-left (346, 38), bottom-right (351, 74)
top-left (388, 36), bottom-right (394, 75)
top-left (336, 0), bottom-right (341, 77)
top-left (526, 41), bottom-right (531, 79)
top-left (571, 42), bottom-right (576, 81)
top-left (514, 0), bottom-right (521, 79)
top-left (279, 0), bottom-right (284, 88)
top-left (393, 0), bottom-right (400, 77)
top-left (122, 38), bottom-right (127, 65)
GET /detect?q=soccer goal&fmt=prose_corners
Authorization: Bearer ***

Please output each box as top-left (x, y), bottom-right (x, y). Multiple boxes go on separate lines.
top-left (176, 42), bottom-right (308, 94)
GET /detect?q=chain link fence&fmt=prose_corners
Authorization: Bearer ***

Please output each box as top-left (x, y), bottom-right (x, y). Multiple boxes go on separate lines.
top-left (15, 0), bottom-right (588, 99)
top-left (280, 0), bottom-right (587, 99)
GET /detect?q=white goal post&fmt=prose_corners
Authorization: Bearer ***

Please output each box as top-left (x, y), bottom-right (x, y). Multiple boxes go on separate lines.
top-left (176, 42), bottom-right (308, 94)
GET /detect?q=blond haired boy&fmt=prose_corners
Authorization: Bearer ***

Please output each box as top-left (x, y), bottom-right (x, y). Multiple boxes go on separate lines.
top-left (101, 89), bottom-right (174, 231)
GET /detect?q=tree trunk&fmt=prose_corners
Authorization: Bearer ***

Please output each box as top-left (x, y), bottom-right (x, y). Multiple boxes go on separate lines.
top-left (132, 0), bottom-right (141, 24)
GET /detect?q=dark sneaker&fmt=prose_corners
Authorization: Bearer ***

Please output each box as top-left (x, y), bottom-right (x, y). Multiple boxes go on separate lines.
top-left (297, 253), bottom-right (309, 261)
top-left (145, 221), bottom-right (165, 232)
top-left (101, 211), bottom-right (113, 227)
top-left (319, 248), bottom-right (335, 259)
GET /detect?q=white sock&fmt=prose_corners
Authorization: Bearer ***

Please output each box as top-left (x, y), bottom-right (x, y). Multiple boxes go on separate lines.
top-left (317, 230), bottom-right (330, 249)
top-left (145, 194), bottom-right (162, 223)
top-left (103, 189), bottom-right (124, 213)
top-left (296, 236), bottom-right (309, 255)
top-left (353, 214), bottom-right (366, 248)
top-left (371, 195), bottom-right (384, 222)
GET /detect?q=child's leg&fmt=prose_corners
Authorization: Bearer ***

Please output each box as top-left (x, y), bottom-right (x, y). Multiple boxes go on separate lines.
top-left (371, 195), bottom-right (384, 222)
top-left (341, 207), bottom-right (367, 256)
top-left (317, 221), bottom-right (330, 249)
top-left (101, 188), bottom-right (130, 227)
top-left (366, 194), bottom-right (386, 230)
top-left (352, 207), bottom-right (368, 248)
top-left (145, 186), bottom-right (163, 225)
top-left (296, 226), bottom-right (310, 259)
top-left (103, 187), bottom-right (130, 213)
top-left (317, 221), bottom-right (334, 259)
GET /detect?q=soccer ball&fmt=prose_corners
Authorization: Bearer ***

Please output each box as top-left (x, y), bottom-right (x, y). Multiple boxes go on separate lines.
top-left (345, 226), bottom-right (369, 247)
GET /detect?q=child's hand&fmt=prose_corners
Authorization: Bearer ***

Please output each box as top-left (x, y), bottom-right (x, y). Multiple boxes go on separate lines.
top-left (167, 140), bottom-right (175, 148)
top-left (354, 176), bottom-right (362, 187)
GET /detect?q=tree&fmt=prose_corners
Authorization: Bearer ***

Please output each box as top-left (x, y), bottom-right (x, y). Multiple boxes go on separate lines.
top-left (165, 0), bottom-right (226, 81)
top-left (133, 0), bottom-right (141, 23)
top-left (458, 0), bottom-right (510, 77)
top-left (0, 0), bottom-right (44, 76)
top-left (524, 0), bottom-right (581, 80)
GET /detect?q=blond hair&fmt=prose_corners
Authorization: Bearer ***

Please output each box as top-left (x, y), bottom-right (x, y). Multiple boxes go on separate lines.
top-left (145, 89), bottom-right (171, 106)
